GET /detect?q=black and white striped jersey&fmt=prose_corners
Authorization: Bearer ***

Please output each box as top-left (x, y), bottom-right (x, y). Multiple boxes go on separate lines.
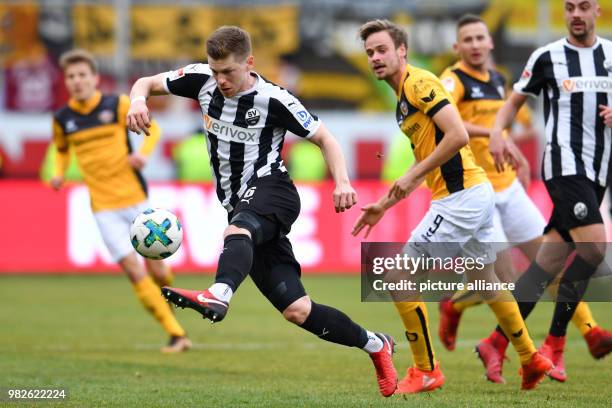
top-left (163, 64), bottom-right (320, 211)
top-left (514, 37), bottom-right (612, 186)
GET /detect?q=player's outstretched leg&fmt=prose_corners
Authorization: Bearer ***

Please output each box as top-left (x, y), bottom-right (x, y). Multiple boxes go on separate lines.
top-left (438, 291), bottom-right (481, 351)
top-left (394, 301), bottom-right (445, 394)
top-left (283, 296), bottom-right (398, 397)
top-left (163, 227), bottom-right (254, 322)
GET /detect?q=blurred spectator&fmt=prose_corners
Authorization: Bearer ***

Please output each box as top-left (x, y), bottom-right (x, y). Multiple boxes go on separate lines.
top-left (381, 133), bottom-right (415, 182)
top-left (287, 140), bottom-right (327, 182)
top-left (172, 130), bottom-right (213, 182)
top-left (40, 143), bottom-right (82, 183)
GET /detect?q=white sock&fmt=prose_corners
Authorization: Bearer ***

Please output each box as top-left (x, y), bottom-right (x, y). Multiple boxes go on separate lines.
top-left (208, 283), bottom-right (233, 303)
top-left (362, 331), bottom-right (384, 353)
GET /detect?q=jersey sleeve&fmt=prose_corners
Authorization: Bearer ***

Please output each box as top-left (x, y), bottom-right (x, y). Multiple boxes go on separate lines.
top-left (162, 63), bottom-right (212, 100)
top-left (52, 118), bottom-right (69, 177)
top-left (268, 91), bottom-right (320, 138)
top-left (439, 69), bottom-right (464, 104)
top-left (406, 73), bottom-right (452, 117)
top-left (513, 48), bottom-right (548, 97)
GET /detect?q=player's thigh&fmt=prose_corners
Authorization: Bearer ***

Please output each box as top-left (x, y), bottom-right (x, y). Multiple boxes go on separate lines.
top-left (94, 208), bottom-right (134, 262)
top-left (249, 237), bottom-right (307, 312)
top-left (497, 180), bottom-right (546, 244)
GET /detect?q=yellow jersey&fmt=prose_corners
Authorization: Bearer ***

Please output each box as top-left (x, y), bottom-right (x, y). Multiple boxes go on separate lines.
top-left (440, 62), bottom-right (515, 192)
top-left (396, 64), bottom-right (487, 201)
top-left (52, 91), bottom-right (161, 212)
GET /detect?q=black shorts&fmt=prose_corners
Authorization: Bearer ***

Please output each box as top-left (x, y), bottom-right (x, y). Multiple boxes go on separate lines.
top-left (544, 175), bottom-right (606, 242)
top-left (229, 172), bottom-right (306, 311)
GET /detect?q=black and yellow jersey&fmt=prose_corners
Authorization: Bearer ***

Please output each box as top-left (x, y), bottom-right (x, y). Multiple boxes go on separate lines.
top-left (52, 91), bottom-right (160, 212)
top-left (396, 64), bottom-right (487, 201)
top-left (440, 62), bottom-right (515, 192)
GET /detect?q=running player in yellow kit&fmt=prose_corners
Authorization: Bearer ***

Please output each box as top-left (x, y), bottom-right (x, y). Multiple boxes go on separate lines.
top-left (51, 49), bottom-right (191, 353)
top-left (352, 19), bottom-right (552, 393)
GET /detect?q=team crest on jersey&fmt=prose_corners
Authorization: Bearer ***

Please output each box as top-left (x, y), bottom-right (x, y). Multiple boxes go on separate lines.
top-left (65, 119), bottom-right (77, 132)
top-left (400, 101), bottom-right (409, 116)
top-left (98, 109), bottom-right (114, 124)
top-left (245, 108), bottom-right (261, 126)
top-left (441, 77), bottom-right (455, 92)
top-left (574, 202), bottom-right (588, 220)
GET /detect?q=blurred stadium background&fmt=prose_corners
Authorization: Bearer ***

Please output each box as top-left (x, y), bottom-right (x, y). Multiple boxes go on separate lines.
top-left (3, 0), bottom-right (612, 273)
top-left (1, 2), bottom-right (611, 406)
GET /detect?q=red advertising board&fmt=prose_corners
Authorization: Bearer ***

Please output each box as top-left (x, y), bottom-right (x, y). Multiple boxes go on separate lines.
top-left (0, 180), bottom-right (558, 273)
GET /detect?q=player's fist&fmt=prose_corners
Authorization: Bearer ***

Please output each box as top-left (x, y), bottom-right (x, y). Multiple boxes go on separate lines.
top-left (599, 105), bottom-right (612, 127)
top-left (128, 152), bottom-right (148, 170)
top-left (127, 98), bottom-right (152, 136)
top-left (352, 203), bottom-right (385, 238)
top-left (333, 181), bottom-right (358, 213)
top-left (50, 176), bottom-right (64, 191)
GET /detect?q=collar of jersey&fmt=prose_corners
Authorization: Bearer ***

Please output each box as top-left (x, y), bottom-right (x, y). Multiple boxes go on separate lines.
top-left (232, 72), bottom-right (260, 97)
top-left (396, 65), bottom-right (411, 99)
top-left (564, 35), bottom-right (600, 51)
top-left (68, 90), bottom-right (102, 115)
top-left (456, 61), bottom-right (490, 83)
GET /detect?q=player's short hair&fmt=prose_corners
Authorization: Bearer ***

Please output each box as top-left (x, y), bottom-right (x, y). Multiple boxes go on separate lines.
top-left (206, 26), bottom-right (252, 61)
top-left (359, 19), bottom-right (408, 49)
top-left (59, 49), bottom-right (98, 73)
top-left (456, 14), bottom-right (485, 31)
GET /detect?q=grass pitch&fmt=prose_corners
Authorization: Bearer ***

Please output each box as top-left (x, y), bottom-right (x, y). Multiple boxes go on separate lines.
top-left (1, 274), bottom-right (610, 407)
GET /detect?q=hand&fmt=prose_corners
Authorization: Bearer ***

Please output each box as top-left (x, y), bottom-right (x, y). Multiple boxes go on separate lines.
top-left (599, 105), bottom-right (612, 127)
top-left (128, 152), bottom-right (148, 170)
top-left (50, 176), bottom-right (64, 191)
top-left (333, 181), bottom-right (358, 213)
top-left (351, 203), bottom-right (385, 238)
top-left (388, 171), bottom-right (420, 201)
top-left (489, 129), bottom-right (520, 172)
top-left (127, 99), bottom-right (152, 135)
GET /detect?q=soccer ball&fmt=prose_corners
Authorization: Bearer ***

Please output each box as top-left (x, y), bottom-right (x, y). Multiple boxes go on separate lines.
top-left (130, 208), bottom-right (183, 260)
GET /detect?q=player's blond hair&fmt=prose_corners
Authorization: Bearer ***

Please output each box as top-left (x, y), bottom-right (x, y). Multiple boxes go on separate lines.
top-left (359, 19), bottom-right (408, 49)
top-left (59, 49), bottom-right (98, 73)
top-left (206, 26), bottom-right (252, 61)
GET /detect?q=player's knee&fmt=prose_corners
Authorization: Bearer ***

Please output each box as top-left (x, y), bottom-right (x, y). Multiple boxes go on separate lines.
top-left (223, 225), bottom-right (251, 240)
top-left (119, 253), bottom-right (146, 283)
top-left (575, 243), bottom-right (606, 267)
top-left (282, 296), bottom-right (311, 325)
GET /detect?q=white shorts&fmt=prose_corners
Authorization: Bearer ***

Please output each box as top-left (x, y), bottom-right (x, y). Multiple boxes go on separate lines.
top-left (94, 201), bottom-right (150, 262)
top-left (405, 182), bottom-right (497, 264)
top-left (491, 179), bottom-right (546, 245)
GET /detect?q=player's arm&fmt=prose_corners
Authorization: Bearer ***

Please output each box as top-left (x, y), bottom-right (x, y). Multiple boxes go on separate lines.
top-left (127, 73), bottom-right (168, 136)
top-left (490, 91), bottom-right (528, 171)
top-left (309, 123), bottom-right (357, 213)
top-left (118, 94), bottom-right (162, 170)
top-left (51, 119), bottom-right (69, 191)
top-left (599, 104), bottom-right (612, 127)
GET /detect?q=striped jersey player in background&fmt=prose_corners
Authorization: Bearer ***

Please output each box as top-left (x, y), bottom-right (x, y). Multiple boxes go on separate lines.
top-left (51, 49), bottom-right (191, 353)
top-left (488, 0), bottom-right (612, 382)
top-left (437, 14), bottom-right (612, 384)
top-left (127, 25), bottom-right (399, 397)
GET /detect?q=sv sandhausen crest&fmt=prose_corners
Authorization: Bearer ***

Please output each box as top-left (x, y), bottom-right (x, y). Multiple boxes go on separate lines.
top-left (245, 108), bottom-right (261, 126)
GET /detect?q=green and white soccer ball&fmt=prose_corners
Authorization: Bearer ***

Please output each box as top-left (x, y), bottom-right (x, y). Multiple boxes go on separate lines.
top-left (130, 208), bottom-right (183, 260)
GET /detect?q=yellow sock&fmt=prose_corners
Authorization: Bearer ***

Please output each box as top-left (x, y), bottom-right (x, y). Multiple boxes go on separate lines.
top-left (572, 302), bottom-right (598, 336)
top-left (394, 301), bottom-right (436, 371)
top-left (451, 289), bottom-right (483, 313)
top-left (486, 291), bottom-right (536, 365)
top-left (133, 276), bottom-right (185, 337)
top-left (151, 266), bottom-right (174, 288)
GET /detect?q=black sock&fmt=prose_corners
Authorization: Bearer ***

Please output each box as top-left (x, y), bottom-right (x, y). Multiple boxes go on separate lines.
top-left (214, 234), bottom-right (253, 293)
top-left (300, 302), bottom-right (369, 348)
top-left (495, 261), bottom-right (554, 339)
top-left (549, 256), bottom-right (596, 337)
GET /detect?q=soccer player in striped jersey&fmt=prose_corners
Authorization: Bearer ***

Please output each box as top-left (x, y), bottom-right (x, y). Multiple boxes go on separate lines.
top-left (437, 14), bottom-right (612, 383)
top-left (127, 26), bottom-right (398, 397)
top-left (487, 0), bottom-right (612, 382)
top-left (51, 49), bottom-right (191, 353)
top-left (352, 19), bottom-right (552, 393)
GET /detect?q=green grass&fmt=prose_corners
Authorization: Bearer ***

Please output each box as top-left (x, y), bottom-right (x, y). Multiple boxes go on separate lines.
top-left (0, 275), bottom-right (610, 407)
